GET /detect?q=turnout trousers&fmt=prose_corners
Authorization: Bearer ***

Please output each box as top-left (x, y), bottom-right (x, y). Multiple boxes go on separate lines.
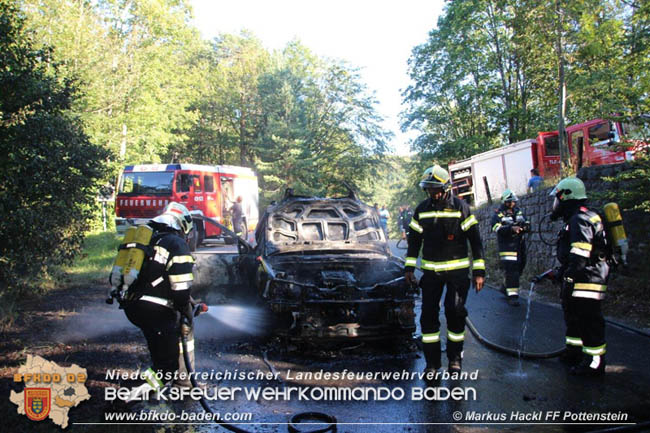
top-left (420, 270), bottom-right (470, 367)
top-left (561, 285), bottom-right (606, 358)
top-left (125, 300), bottom-right (194, 382)
top-left (500, 245), bottom-right (526, 298)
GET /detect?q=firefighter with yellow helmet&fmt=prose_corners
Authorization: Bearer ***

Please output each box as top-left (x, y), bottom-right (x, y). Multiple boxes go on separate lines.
top-left (405, 165), bottom-right (486, 374)
top-left (111, 202), bottom-right (196, 397)
top-left (551, 177), bottom-right (609, 376)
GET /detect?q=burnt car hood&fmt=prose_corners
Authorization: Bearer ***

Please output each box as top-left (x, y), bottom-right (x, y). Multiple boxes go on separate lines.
top-left (255, 196), bottom-right (389, 257)
top-left (261, 252), bottom-right (408, 294)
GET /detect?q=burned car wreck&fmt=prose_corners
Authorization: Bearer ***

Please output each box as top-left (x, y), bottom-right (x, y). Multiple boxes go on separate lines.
top-left (251, 189), bottom-right (417, 339)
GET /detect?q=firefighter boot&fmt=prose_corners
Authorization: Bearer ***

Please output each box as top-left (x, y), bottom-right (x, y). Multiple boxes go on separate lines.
top-left (507, 296), bottom-right (520, 307)
top-left (559, 346), bottom-right (584, 367)
top-left (447, 340), bottom-right (463, 373)
top-left (571, 355), bottom-right (606, 377)
top-left (423, 342), bottom-right (441, 373)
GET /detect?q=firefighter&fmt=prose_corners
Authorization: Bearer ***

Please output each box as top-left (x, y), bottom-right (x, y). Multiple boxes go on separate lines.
top-left (551, 177), bottom-right (608, 376)
top-left (491, 190), bottom-right (530, 306)
top-left (230, 195), bottom-right (246, 239)
top-left (399, 205), bottom-right (414, 240)
top-left (405, 165), bottom-right (486, 374)
top-left (122, 202), bottom-right (196, 397)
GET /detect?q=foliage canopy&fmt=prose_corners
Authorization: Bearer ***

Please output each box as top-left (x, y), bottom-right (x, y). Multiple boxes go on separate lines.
top-left (0, 0), bottom-right (109, 293)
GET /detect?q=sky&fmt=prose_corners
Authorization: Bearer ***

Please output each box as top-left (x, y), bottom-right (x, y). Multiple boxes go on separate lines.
top-left (189, 0), bottom-right (445, 156)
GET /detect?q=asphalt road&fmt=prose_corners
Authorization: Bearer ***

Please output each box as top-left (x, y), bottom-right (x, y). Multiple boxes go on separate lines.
top-left (171, 240), bottom-right (650, 432)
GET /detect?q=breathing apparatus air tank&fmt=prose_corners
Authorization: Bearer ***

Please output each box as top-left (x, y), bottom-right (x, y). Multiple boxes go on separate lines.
top-left (603, 202), bottom-right (628, 265)
top-left (107, 226), bottom-right (137, 303)
top-left (123, 224), bottom-right (154, 289)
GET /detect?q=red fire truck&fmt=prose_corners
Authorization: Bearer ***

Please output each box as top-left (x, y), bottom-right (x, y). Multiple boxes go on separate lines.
top-left (115, 163), bottom-right (259, 249)
top-left (532, 118), bottom-right (637, 178)
top-left (450, 118), bottom-right (644, 205)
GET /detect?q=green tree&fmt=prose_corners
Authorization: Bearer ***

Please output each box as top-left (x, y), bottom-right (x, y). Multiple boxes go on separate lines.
top-left (178, 36), bottom-right (391, 206)
top-left (402, 0), bottom-right (509, 164)
top-left (402, 0), bottom-right (648, 179)
top-left (621, 0), bottom-right (650, 119)
top-left (0, 0), bottom-right (108, 293)
top-left (20, 0), bottom-right (205, 169)
top-left (254, 43), bottom-right (391, 203)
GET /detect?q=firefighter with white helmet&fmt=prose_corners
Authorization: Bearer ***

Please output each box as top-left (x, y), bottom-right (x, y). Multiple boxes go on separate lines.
top-left (119, 202), bottom-right (196, 397)
top-left (551, 177), bottom-right (609, 376)
top-left (491, 189), bottom-right (530, 306)
top-left (405, 165), bottom-right (486, 375)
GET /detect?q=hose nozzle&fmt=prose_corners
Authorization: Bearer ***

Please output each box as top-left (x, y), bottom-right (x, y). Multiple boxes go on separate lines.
top-left (532, 268), bottom-right (555, 283)
top-left (193, 302), bottom-right (208, 317)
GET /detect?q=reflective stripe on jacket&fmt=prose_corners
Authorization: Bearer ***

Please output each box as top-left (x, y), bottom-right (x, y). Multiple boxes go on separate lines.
top-left (490, 205), bottom-right (528, 258)
top-left (130, 229), bottom-right (194, 309)
top-left (405, 195), bottom-right (485, 277)
top-left (557, 206), bottom-right (609, 300)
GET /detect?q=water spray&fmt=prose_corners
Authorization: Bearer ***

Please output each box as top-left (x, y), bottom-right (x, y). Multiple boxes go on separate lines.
top-left (180, 302), bottom-right (336, 433)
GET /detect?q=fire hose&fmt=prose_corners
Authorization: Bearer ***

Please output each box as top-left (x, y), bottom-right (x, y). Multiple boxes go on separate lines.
top-left (462, 267), bottom-right (567, 359)
top-left (465, 275), bottom-right (650, 359)
top-left (465, 314), bottom-right (566, 359)
top-left (180, 303), bottom-right (337, 433)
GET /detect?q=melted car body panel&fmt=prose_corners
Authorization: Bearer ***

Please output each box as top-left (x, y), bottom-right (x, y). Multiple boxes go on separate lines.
top-left (254, 194), bottom-right (417, 340)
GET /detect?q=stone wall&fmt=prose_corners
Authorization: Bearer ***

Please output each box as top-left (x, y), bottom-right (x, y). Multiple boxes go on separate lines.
top-left (473, 162), bottom-right (646, 279)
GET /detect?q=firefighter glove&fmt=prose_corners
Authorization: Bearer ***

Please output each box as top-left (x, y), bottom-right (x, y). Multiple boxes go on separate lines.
top-left (179, 304), bottom-right (193, 326)
top-left (405, 270), bottom-right (418, 288)
top-left (180, 321), bottom-right (192, 338)
top-left (473, 275), bottom-right (485, 292)
top-left (561, 277), bottom-right (574, 299)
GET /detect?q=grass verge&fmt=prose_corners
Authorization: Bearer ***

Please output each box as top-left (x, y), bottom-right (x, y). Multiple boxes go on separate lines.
top-left (1, 231), bottom-right (119, 331)
top-left (62, 230), bottom-right (120, 286)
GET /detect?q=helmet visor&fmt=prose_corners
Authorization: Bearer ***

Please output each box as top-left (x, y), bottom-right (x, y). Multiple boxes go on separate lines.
top-left (421, 183), bottom-right (444, 193)
top-left (552, 196), bottom-right (560, 213)
top-left (419, 180), bottom-right (444, 190)
top-left (550, 186), bottom-right (572, 201)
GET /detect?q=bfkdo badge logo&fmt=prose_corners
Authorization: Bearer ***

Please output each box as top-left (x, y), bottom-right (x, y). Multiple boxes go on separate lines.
top-left (25, 388), bottom-right (51, 421)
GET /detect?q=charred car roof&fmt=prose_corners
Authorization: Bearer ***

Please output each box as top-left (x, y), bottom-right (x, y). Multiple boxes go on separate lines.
top-left (256, 194), bottom-right (388, 256)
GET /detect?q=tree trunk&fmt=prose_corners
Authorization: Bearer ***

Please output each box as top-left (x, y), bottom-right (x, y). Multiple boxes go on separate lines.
top-left (556, 0), bottom-right (570, 173)
top-left (120, 122), bottom-right (127, 159)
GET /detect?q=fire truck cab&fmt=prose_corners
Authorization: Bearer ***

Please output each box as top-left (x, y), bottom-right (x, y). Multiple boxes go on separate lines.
top-left (115, 163), bottom-right (259, 249)
top-left (533, 119), bottom-right (633, 177)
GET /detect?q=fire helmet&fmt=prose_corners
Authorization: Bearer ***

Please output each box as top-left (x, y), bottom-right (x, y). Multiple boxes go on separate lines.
top-left (152, 202), bottom-right (193, 234)
top-left (501, 189), bottom-right (518, 203)
top-left (550, 177), bottom-right (587, 220)
top-left (419, 165), bottom-right (451, 192)
top-left (550, 177), bottom-right (587, 201)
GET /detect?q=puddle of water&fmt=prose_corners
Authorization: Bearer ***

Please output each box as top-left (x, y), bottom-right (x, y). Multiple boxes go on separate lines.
top-left (506, 370), bottom-right (529, 378)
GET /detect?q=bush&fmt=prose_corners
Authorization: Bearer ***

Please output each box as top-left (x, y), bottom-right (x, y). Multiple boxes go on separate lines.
top-left (0, 1), bottom-right (109, 296)
top-left (603, 153), bottom-right (650, 214)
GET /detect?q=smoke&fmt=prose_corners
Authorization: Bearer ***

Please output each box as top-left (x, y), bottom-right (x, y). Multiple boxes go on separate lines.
top-left (55, 305), bottom-right (135, 343)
